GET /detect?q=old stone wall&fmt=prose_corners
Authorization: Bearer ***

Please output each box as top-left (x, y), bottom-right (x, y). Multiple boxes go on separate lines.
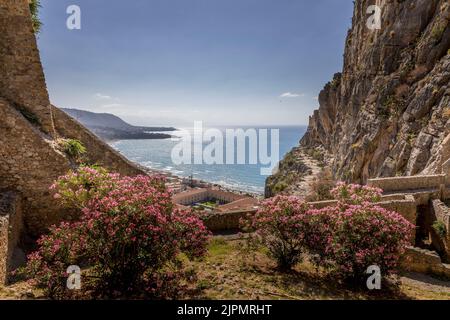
top-left (309, 194), bottom-right (417, 226)
top-left (401, 247), bottom-right (450, 279)
top-left (368, 175), bottom-right (446, 193)
top-left (0, 99), bottom-right (71, 235)
top-left (202, 209), bottom-right (256, 232)
top-left (0, 192), bottom-right (23, 285)
top-left (52, 107), bottom-right (144, 176)
top-left (0, 0), bottom-right (145, 236)
top-left (0, 0), bottom-right (54, 134)
top-left (431, 199), bottom-right (450, 260)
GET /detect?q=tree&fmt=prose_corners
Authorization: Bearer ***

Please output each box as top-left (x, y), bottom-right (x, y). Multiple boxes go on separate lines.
top-left (29, 0), bottom-right (42, 33)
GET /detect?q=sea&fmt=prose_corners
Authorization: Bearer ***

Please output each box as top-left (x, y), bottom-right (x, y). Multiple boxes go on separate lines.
top-left (110, 125), bottom-right (307, 195)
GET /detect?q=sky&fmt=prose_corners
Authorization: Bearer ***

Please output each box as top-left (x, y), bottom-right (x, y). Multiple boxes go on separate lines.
top-left (38, 0), bottom-right (354, 127)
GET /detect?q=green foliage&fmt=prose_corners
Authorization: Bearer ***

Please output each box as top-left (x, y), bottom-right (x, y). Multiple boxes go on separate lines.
top-left (273, 181), bottom-right (288, 193)
top-left (25, 171), bottom-right (210, 299)
top-left (59, 139), bottom-right (87, 160)
top-left (432, 221), bottom-right (447, 238)
top-left (29, 0), bottom-right (42, 34)
top-left (50, 165), bottom-right (116, 209)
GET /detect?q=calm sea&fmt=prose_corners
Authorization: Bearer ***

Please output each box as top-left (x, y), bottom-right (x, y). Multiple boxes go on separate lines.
top-left (110, 126), bottom-right (306, 194)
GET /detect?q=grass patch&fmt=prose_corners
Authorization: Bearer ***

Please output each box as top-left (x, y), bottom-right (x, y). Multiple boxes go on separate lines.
top-left (182, 239), bottom-right (450, 300)
top-left (207, 238), bottom-right (233, 257)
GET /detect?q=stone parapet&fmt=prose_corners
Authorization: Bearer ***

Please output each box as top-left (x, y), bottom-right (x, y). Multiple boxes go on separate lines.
top-left (368, 175), bottom-right (446, 193)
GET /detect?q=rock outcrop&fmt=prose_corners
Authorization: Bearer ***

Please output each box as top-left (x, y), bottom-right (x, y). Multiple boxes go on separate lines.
top-left (0, 0), bottom-right (145, 236)
top-left (267, 0), bottom-right (450, 195)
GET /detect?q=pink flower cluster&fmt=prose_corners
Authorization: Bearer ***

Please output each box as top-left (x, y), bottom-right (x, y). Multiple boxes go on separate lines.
top-left (331, 182), bottom-right (383, 207)
top-left (246, 183), bottom-right (415, 279)
top-left (24, 167), bottom-right (211, 299)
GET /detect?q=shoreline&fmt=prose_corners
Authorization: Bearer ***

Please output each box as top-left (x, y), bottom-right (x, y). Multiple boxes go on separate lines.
top-left (140, 165), bottom-right (265, 199)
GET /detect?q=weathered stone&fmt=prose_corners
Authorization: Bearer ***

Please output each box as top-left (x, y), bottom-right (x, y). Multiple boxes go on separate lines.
top-left (0, 0), bottom-right (145, 237)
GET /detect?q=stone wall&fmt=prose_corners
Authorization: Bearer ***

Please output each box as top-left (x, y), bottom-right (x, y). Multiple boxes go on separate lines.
top-left (0, 192), bottom-right (23, 285)
top-left (52, 107), bottom-right (145, 176)
top-left (0, 99), bottom-right (72, 235)
top-left (368, 175), bottom-right (446, 193)
top-left (0, 0), bottom-right (54, 134)
top-left (401, 247), bottom-right (450, 279)
top-left (310, 194), bottom-right (417, 226)
top-left (0, 0), bottom-right (145, 236)
top-left (202, 209), bottom-right (256, 232)
top-left (431, 199), bottom-right (450, 260)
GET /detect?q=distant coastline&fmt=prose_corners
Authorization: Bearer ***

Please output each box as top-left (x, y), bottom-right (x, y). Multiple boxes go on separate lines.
top-left (62, 108), bottom-right (176, 141)
top-left (111, 126), bottom-right (307, 196)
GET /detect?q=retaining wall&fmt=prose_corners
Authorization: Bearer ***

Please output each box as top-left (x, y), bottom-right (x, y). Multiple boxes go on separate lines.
top-left (0, 192), bottom-right (23, 285)
top-left (202, 209), bottom-right (256, 232)
top-left (401, 247), bottom-right (450, 279)
top-left (368, 175), bottom-right (445, 193)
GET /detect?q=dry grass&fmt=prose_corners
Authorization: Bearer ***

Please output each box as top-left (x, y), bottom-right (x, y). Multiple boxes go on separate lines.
top-left (2, 237), bottom-right (450, 300)
top-left (182, 238), bottom-right (450, 300)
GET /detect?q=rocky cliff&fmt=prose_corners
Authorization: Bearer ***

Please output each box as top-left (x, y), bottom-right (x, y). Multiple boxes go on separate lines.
top-left (267, 0), bottom-right (450, 196)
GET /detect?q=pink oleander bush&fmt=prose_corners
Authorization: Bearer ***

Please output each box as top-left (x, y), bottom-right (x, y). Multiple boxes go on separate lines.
top-left (23, 167), bottom-right (210, 299)
top-left (24, 222), bottom-right (85, 299)
top-left (322, 204), bottom-right (414, 279)
top-left (331, 182), bottom-right (383, 207)
top-left (50, 165), bottom-right (119, 209)
top-left (243, 195), bottom-right (311, 270)
top-left (246, 183), bottom-right (414, 281)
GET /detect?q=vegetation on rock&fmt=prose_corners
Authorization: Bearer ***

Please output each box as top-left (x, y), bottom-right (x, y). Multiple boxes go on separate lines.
top-left (29, 0), bottom-right (42, 34)
top-left (432, 220), bottom-right (447, 238)
top-left (57, 139), bottom-right (87, 161)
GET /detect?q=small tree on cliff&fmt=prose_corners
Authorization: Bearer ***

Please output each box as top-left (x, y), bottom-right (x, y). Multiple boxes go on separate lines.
top-left (29, 0), bottom-right (42, 33)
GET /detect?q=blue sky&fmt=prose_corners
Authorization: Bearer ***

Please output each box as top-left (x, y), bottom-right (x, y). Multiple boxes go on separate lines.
top-left (38, 0), bottom-right (354, 127)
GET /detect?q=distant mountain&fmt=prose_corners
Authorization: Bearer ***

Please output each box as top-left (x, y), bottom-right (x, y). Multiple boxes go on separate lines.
top-left (62, 108), bottom-right (176, 141)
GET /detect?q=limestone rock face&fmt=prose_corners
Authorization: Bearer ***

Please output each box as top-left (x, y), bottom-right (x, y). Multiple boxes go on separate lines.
top-left (268, 0), bottom-right (450, 195)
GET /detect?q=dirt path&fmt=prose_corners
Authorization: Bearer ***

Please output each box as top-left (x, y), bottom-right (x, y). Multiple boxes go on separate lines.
top-left (285, 149), bottom-right (322, 198)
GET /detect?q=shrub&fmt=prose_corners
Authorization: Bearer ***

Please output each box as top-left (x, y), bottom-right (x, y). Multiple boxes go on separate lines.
top-left (58, 139), bottom-right (87, 161)
top-left (23, 222), bottom-right (85, 299)
top-left (29, 0), bottom-right (42, 34)
top-left (331, 182), bottom-right (383, 207)
top-left (244, 196), bottom-right (311, 270)
top-left (315, 204), bottom-right (415, 279)
top-left (50, 165), bottom-right (119, 209)
top-left (432, 221), bottom-right (447, 238)
top-left (24, 172), bottom-right (210, 299)
top-left (250, 183), bottom-right (414, 281)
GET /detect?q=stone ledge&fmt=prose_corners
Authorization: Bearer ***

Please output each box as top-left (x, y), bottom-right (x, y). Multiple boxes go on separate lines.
top-left (401, 247), bottom-right (450, 279)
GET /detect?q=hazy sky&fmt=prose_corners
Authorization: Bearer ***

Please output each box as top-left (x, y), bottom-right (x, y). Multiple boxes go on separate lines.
top-left (38, 0), bottom-right (354, 127)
